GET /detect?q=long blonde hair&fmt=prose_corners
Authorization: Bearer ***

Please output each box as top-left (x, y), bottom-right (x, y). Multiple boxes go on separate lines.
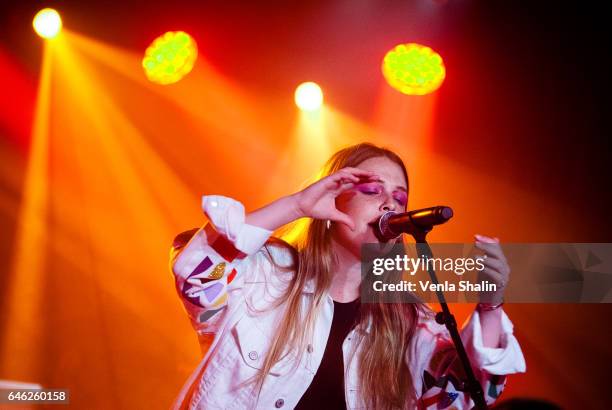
top-left (256, 142), bottom-right (431, 409)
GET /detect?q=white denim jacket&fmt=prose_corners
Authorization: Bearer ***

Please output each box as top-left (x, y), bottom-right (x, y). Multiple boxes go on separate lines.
top-left (170, 195), bottom-right (526, 410)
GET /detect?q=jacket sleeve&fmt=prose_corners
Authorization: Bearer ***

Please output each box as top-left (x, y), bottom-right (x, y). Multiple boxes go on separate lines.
top-left (413, 308), bottom-right (526, 409)
top-left (169, 195), bottom-right (273, 337)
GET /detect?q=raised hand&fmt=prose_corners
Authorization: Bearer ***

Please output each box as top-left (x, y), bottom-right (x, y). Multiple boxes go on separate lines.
top-left (294, 167), bottom-right (378, 230)
top-left (474, 234), bottom-right (510, 304)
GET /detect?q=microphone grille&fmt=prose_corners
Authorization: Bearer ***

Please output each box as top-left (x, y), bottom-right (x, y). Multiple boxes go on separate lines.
top-left (440, 206), bottom-right (453, 220)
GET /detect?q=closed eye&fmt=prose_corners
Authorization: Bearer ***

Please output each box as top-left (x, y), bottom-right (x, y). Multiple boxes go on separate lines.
top-left (356, 183), bottom-right (407, 206)
top-left (356, 183), bottom-right (382, 195)
top-left (393, 192), bottom-right (407, 207)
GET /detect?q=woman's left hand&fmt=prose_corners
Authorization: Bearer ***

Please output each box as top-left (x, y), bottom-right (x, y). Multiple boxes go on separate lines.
top-left (474, 234), bottom-right (509, 304)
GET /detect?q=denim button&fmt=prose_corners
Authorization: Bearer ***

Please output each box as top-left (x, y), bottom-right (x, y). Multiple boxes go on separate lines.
top-left (275, 398), bottom-right (284, 408)
top-left (307, 344), bottom-right (313, 353)
top-left (248, 351), bottom-right (258, 361)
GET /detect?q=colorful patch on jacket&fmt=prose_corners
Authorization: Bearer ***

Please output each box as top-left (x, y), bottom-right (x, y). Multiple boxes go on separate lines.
top-left (207, 262), bottom-right (226, 280)
top-left (204, 223), bottom-right (246, 262)
top-left (419, 370), bottom-right (468, 409)
top-left (187, 256), bottom-right (213, 279)
top-left (227, 268), bottom-right (237, 284)
top-left (423, 370), bottom-right (469, 393)
top-left (487, 375), bottom-right (506, 399)
top-left (199, 306), bottom-right (225, 323)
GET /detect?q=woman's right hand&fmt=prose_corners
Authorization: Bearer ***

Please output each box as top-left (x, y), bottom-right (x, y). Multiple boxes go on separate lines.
top-left (293, 167), bottom-right (378, 230)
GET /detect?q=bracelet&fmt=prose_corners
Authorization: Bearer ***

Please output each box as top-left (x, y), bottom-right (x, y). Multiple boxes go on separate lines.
top-left (477, 301), bottom-right (504, 311)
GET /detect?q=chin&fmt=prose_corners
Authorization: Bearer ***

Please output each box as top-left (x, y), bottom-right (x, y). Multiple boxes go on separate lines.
top-left (333, 226), bottom-right (379, 254)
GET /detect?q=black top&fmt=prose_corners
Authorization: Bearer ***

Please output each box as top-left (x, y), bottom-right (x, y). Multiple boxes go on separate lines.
top-left (295, 298), bottom-right (361, 410)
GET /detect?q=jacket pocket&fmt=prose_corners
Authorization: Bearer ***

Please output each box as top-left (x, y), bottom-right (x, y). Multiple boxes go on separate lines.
top-left (233, 314), bottom-right (297, 377)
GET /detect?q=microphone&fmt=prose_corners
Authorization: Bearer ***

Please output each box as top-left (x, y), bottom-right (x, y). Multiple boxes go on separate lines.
top-left (376, 206), bottom-right (454, 240)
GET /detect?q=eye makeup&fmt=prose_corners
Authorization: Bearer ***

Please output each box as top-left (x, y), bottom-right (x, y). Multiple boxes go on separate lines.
top-left (393, 191), bottom-right (407, 207)
top-left (355, 182), bottom-right (383, 195)
top-left (355, 182), bottom-right (407, 206)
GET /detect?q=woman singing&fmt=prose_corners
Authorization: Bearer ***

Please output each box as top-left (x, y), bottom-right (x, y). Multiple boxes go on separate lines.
top-left (170, 143), bottom-right (526, 409)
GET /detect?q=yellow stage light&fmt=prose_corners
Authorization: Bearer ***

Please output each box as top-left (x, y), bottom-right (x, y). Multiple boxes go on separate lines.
top-left (142, 31), bottom-right (198, 85)
top-left (382, 43), bottom-right (445, 95)
top-left (295, 82), bottom-right (323, 111)
top-left (32, 8), bottom-right (62, 39)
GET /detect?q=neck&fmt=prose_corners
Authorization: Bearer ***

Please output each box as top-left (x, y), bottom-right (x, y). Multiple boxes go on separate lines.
top-left (328, 236), bottom-right (361, 302)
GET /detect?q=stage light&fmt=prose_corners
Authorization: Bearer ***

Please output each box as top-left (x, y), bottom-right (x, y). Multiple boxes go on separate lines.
top-left (32, 8), bottom-right (62, 39)
top-left (295, 82), bottom-right (323, 111)
top-left (382, 43), bottom-right (445, 95)
top-left (142, 31), bottom-right (198, 85)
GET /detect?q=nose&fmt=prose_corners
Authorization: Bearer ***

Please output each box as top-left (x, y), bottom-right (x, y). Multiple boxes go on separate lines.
top-left (380, 196), bottom-right (396, 212)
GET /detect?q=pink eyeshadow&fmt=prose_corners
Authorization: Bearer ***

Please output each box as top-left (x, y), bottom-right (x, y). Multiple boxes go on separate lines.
top-left (393, 191), bottom-right (407, 205)
top-left (355, 183), bottom-right (381, 193)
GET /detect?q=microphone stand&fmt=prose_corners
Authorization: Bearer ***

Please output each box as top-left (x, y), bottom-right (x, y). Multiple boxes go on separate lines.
top-left (410, 227), bottom-right (488, 410)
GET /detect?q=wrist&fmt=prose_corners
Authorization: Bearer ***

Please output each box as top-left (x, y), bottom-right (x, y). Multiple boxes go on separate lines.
top-left (287, 192), bottom-right (306, 220)
top-left (478, 290), bottom-right (504, 306)
top-left (477, 300), bottom-right (504, 312)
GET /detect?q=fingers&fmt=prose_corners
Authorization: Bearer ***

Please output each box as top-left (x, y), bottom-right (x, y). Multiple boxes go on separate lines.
top-left (324, 173), bottom-right (358, 191)
top-left (322, 176), bottom-right (355, 194)
top-left (323, 167), bottom-right (378, 191)
top-left (478, 256), bottom-right (509, 288)
top-left (474, 234), bottom-right (507, 263)
top-left (475, 234), bottom-right (499, 243)
top-left (326, 168), bottom-right (378, 191)
top-left (339, 167), bottom-right (378, 177)
top-left (329, 172), bottom-right (359, 184)
top-left (479, 266), bottom-right (505, 282)
top-left (333, 167), bottom-right (379, 183)
top-left (475, 234), bottom-right (510, 291)
top-left (481, 257), bottom-right (508, 275)
top-left (336, 181), bottom-right (356, 194)
top-left (478, 267), bottom-right (507, 290)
